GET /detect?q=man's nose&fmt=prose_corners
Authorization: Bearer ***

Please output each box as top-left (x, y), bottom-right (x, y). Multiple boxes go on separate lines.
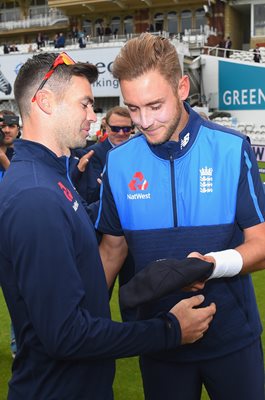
top-left (87, 107), bottom-right (97, 123)
top-left (117, 128), bottom-right (127, 134)
top-left (139, 111), bottom-right (153, 129)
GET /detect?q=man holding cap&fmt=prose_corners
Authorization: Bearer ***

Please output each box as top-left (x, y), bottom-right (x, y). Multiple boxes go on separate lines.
top-left (96, 33), bottom-right (265, 399)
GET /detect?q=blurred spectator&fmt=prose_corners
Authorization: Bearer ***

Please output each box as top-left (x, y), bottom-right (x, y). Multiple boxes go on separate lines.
top-left (3, 44), bottom-right (9, 54)
top-left (224, 36), bottom-right (232, 58)
top-left (78, 33), bottom-right (86, 49)
top-left (253, 44), bottom-right (261, 63)
top-left (105, 25), bottom-right (112, 36)
top-left (96, 23), bottom-right (104, 38)
top-left (0, 109), bottom-right (21, 359)
top-left (149, 24), bottom-right (154, 32)
top-left (96, 117), bottom-right (108, 142)
top-left (55, 33), bottom-right (65, 48)
top-left (71, 26), bottom-right (78, 42)
top-left (36, 32), bottom-right (44, 50)
top-left (9, 44), bottom-right (18, 52)
top-left (0, 109), bottom-right (20, 179)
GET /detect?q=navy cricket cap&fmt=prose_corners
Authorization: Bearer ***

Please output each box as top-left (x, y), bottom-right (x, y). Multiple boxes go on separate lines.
top-left (119, 257), bottom-right (214, 310)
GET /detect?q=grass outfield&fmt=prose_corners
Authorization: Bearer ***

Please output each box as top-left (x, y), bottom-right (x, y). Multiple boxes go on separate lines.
top-left (1, 271), bottom-right (265, 399)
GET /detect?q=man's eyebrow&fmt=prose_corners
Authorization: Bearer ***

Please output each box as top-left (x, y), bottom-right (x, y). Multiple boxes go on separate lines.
top-left (124, 98), bottom-right (165, 107)
top-left (83, 96), bottom-right (94, 106)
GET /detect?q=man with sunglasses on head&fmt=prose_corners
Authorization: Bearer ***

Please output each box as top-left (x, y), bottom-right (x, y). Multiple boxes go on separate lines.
top-left (0, 52), bottom-right (216, 400)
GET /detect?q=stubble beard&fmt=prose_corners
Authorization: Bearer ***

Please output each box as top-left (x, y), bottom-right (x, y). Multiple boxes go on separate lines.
top-left (140, 112), bottom-right (182, 146)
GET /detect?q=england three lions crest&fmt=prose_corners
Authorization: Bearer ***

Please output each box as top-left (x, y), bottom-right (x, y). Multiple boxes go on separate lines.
top-left (200, 166), bottom-right (213, 193)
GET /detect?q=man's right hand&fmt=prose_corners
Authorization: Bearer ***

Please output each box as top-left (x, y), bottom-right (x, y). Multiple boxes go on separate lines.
top-left (77, 149), bottom-right (94, 172)
top-left (0, 146), bottom-right (10, 170)
top-left (169, 295), bottom-right (216, 344)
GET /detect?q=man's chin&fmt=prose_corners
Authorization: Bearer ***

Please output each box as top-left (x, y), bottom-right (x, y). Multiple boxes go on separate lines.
top-left (71, 139), bottom-right (88, 150)
top-left (145, 135), bottom-right (167, 146)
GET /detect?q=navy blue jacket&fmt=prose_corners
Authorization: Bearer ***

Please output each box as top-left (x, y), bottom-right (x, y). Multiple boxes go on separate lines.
top-left (72, 139), bottom-right (136, 321)
top-left (70, 147), bottom-right (100, 205)
top-left (96, 104), bottom-right (265, 362)
top-left (89, 138), bottom-right (113, 177)
top-left (0, 140), bottom-right (181, 400)
top-left (73, 139), bottom-right (112, 204)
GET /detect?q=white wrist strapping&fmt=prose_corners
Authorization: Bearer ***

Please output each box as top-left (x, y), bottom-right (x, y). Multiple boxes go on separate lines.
top-left (206, 249), bottom-right (243, 279)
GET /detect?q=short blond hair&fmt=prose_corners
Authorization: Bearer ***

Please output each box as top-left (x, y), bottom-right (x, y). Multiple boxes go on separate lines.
top-left (112, 33), bottom-right (182, 92)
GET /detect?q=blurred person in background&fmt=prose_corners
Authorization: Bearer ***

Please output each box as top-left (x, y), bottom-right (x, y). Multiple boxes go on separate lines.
top-left (0, 109), bottom-right (20, 359)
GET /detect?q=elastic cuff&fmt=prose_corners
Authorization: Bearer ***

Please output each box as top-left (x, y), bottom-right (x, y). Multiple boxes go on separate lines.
top-left (160, 312), bottom-right (181, 349)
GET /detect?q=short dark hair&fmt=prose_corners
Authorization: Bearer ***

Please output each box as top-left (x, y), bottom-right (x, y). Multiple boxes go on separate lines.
top-left (14, 52), bottom-right (98, 117)
top-left (0, 109), bottom-right (20, 126)
top-left (0, 109), bottom-right (16, 117)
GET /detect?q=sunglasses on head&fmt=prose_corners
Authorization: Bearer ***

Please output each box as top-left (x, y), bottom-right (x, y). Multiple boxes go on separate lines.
top-left (108, 125), bottom-right (133, 133)
top-left (32, 52), bottom-right (75, 103)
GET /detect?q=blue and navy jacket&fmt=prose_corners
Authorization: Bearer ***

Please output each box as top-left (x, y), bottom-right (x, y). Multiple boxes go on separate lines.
top-left (0, 140), bottom-right (181, 400)
top-left (96, 104), bottom-right (265, 362)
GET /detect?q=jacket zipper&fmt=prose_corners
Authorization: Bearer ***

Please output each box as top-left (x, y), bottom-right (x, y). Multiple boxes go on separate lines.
top-left (65, 157), bottom-right (76, 190)
top-left (169, 155), bottom-right (178, 227)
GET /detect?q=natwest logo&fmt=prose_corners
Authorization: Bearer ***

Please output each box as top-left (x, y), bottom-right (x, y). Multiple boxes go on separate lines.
top-left (128, 172), bottom-right (148, 191)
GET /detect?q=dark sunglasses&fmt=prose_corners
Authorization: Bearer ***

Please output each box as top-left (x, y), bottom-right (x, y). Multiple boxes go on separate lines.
top-left (108, 125), bottom-right (133, 133)
top-left (32, 52), bottom-right (75, 103)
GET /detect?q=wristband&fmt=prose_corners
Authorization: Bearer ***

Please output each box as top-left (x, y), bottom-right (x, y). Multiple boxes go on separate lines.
top-left (205, 249), bottom-right (243, 279)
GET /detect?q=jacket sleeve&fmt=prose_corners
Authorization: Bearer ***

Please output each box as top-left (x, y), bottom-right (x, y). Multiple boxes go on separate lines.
top-left (95, 155), bottom-right (124, 235)
top-left (1, 188), bottom-right (181, 361)
top-left (236, 139), bottom-right (265, 229)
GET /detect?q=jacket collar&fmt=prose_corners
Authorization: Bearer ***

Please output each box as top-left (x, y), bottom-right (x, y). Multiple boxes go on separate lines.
top-left (13, 139), bottom-right (75, 174)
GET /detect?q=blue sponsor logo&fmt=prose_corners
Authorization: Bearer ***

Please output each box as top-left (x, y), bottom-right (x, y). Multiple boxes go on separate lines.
top-left (219, 61), bottom-right (265, 110)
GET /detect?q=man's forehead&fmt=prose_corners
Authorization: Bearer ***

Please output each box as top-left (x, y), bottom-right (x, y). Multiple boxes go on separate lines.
top-left (109, 113), bottom-right (131, 121)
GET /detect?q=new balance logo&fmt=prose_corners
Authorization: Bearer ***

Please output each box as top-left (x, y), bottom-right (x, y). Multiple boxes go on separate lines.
top-left (181, 132), bottom-right (190, 149)
top-left (72, 200), bottom-right (79, 212)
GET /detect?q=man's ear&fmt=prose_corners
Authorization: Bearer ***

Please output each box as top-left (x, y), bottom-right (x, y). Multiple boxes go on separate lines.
top-left (34, 90), bottom-right (52, 114)
top-left (178, 75), bottom-right (190, 101)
